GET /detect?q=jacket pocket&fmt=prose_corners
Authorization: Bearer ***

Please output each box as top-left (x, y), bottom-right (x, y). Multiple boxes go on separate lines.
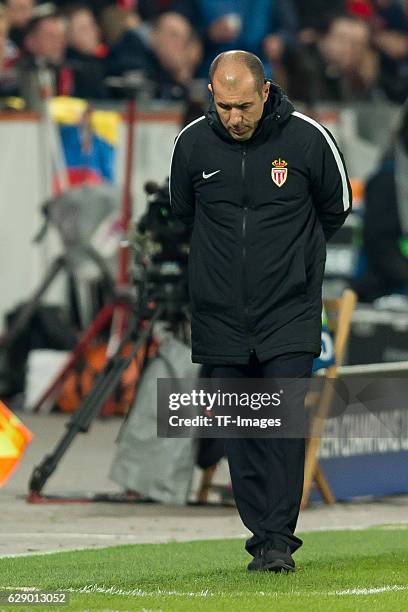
top-left (256, 248), bottom-right (307, 310)
top-left (188, 248), bottom-right (235, 314)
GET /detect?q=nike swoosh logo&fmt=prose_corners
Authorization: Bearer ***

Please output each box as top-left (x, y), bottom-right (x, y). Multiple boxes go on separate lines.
top-left (202, 170), bottom-right (221, 180)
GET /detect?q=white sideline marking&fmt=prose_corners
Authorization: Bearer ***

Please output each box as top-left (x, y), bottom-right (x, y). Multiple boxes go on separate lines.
top-left (2, 584), bottom-right (407, 599)
top-left (334, 586), bottom-right (407, 595)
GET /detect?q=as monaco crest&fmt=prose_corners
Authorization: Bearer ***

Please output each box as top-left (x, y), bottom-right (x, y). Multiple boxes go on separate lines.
top-left (271, 158), bottom-right (288, 187)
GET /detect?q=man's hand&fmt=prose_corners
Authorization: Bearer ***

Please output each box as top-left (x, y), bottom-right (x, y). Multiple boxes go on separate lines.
top-left (374, 31), bottom-right (408, 59)
top-left (208, 15), bottom-right (241, 43)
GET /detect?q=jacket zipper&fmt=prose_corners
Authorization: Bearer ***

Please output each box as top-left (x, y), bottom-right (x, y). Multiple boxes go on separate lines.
top-left (241, 147), bottom-right (254, 352)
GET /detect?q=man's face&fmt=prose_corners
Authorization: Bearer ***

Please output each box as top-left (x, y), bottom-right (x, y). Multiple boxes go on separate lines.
top-left (27, 17), bottom-right (66, 63)
top-left (68, 9), bottom-right (100, 55)
top-left (153, 13), bottom-right (192, 70)
top-left (322, 18), bottom-right (370, 72)
top-left (209, 73), bottom-right (269, 141)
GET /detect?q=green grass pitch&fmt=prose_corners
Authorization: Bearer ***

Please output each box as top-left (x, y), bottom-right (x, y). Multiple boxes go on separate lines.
top-left (0, 525), bottom-right (407, 611)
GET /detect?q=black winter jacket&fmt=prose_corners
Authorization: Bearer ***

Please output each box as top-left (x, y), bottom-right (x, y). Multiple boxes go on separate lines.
top-left (353, 152), bottom-right (408, 301)
top-left (170, 84), bottom-right (352, 364)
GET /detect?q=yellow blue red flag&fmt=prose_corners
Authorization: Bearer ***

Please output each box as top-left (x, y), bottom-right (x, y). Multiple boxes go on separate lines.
top-left (50, 96), bottom-right (120, 187)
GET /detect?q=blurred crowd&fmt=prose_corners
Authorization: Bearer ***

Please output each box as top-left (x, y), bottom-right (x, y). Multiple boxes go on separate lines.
top-left (1, 0), bottom-right (408, 107)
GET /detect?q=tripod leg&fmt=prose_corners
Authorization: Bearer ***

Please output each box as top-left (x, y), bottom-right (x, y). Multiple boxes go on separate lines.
top-left (29, 357), bottom-right (129, 495)
top-left (28, 307), bottom-right (163, 497)
top-left (114, 327), bottom-right (158, 443)
top-left (32, 303), bottom-right (116, 413)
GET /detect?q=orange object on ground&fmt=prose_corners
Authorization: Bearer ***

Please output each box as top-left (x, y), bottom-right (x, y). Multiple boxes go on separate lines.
top-left (0, 401), bottom-right (33, 486)
top-left (57, 339), bottom-right (159, 416)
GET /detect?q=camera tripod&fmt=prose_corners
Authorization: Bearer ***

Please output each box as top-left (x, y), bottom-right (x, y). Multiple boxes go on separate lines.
top-left (27, 302), bottom-right (164, 503)
top-left (27, 276), bottom-right (192, 503)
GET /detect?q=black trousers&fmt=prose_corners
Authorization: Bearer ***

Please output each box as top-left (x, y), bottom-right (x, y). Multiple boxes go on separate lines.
top-left (210, 351), bottom-right (314, 556)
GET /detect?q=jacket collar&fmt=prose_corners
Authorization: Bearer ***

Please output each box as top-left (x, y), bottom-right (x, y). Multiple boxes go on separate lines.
top-left (205, 81), bottom-right (294, 144)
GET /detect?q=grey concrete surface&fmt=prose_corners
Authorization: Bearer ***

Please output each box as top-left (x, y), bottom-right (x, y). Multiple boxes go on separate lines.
top-left (1, 413), bottom-right (407, 557)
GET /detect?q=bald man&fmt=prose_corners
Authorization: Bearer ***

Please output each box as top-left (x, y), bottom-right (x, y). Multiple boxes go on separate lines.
top-left (170, 51), bottom-right (351, 571)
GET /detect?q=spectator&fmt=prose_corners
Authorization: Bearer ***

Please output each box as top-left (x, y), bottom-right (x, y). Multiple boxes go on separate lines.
top-left (0, 2), bottom-right (20, 96)
top-left (18, 5), bottom-right (69, 104)
top-left (149, 12), bottom-right (202, 95)
top-left (23, 6), bottom-right (66, 65)
top-left (105, 10), bottom-right (202, 100)
top-left (197, 0), bottom-right (298, 78)
top-left (352, 105), bottom-right (408, 301)
top-left (5, 0), bottom-right (33, 47)
top-left (101, 4), bottom-right (153, 89)
top-left (101, 5), bottom-right (144, 52)
top-left (64, 3), bottom-right (108, 99)
top-left (288, 14), bottom-right (377, 104)
top-left (372, 0), bottom-right (408, 102)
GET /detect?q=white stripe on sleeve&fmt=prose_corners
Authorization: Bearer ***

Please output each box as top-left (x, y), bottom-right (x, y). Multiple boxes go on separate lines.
top-left (292, 111), bottom-right (351, 212)
top-left (169, 115), bottom-right (206, 202)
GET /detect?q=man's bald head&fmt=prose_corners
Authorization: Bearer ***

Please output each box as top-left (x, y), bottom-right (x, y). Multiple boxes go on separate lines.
top-left (209, 50), bottom-right (265, 95)
top-left (208, 51), bottom-right (270, 141)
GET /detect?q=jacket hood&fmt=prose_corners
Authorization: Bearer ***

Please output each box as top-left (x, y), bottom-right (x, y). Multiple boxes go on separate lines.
top-left (205, 81), bottom-right (294, 143)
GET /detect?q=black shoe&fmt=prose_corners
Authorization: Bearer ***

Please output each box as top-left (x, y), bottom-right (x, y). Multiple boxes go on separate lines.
top-left (247, 549), bottom-right (263, 571)
top-left (261, 544), bottom-right (295, 573)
